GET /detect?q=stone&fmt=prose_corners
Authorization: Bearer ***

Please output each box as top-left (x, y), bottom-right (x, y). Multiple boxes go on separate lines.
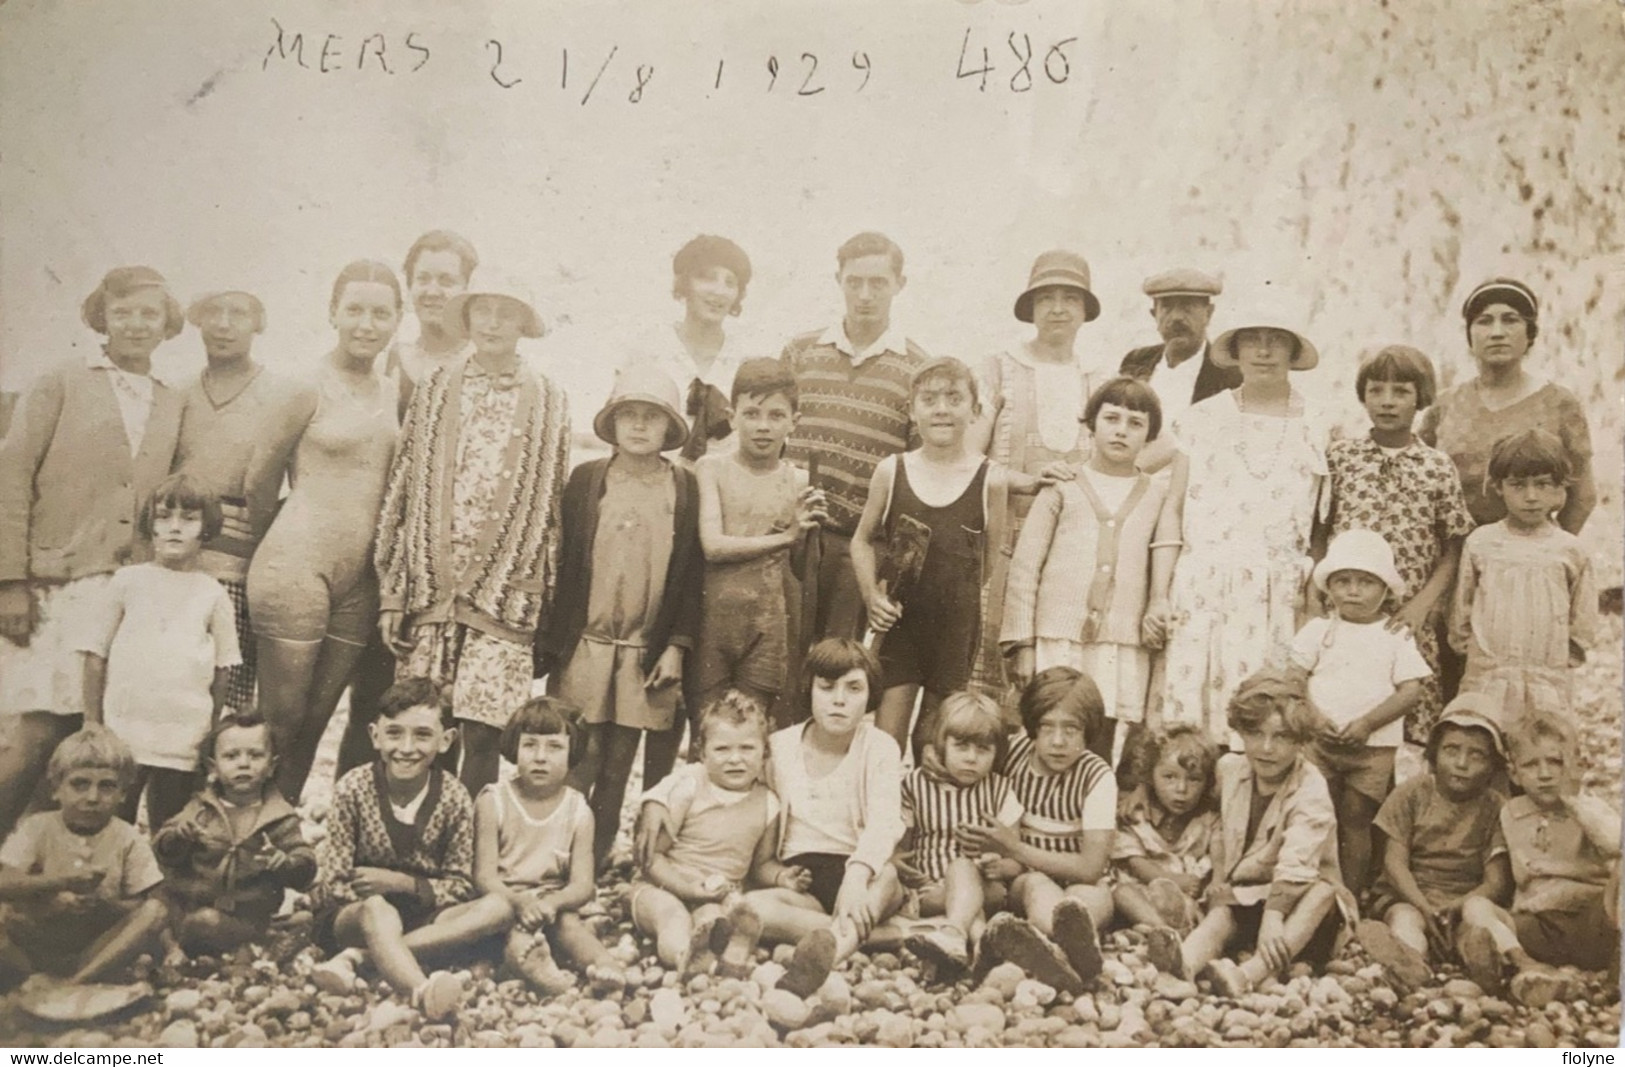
top-left (165, 989), bottom-right (203, 1017)
top-left (365, 1002), bottom-right (415, 1034)
top-left (950, 1002), bottom-right (1008, 1034)
top-left (1443, 979), bottom-right (1483, 1000)
top-left (817, 973), bottom-right (854, 1015)
top-left (1427, 999), bottom-right (1455, 1020)
top-left (1525, 1023), bottom-right (1557, 1048)
top-left (854, 980), bottom-right (891, 1009)
top-left (650, 988), bottom-right (688, 1031)
top-left (1055, 1026), bottom-right (1100, 1048)
top-left (1222, 1009), bottom-right (1263, 1032)
top-left (981, 962), bottom-right (1026, 1000)
top-left (763, 989), bottom-right (812, 1033)
top-left (1097, 1003), bottom-right (1121, 1030)
top-left (1153, 973), bottom-right (1200, 1001)
top-left (158, 1021), bottom-right (199, 1048)
top-left (874, 1011), bottom-right (915, 1047)
top-left (751, 962), bottom-right (786, 990)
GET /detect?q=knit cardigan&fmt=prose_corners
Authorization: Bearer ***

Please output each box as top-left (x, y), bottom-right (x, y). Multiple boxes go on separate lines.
top-left (312, 763), bottom-right (475, 912)
top-left (152, 783), bottom-right (315, 927)
top-left (540, 457), bottom-right (703, 676)
top-left (374, 359), bottom-right (571, 644)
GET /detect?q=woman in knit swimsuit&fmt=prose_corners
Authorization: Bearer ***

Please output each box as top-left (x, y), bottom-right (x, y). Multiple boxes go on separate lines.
top-left (246, 260), bottom-right (403, 803)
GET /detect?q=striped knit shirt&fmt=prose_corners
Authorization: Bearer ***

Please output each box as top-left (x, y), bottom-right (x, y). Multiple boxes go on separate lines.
top-left (1002, 734), bottom-right (1117, 855)
top-left (900, 767), bottom-right (1023, 884)
top-left (780, 327), bottom-right (929, 536)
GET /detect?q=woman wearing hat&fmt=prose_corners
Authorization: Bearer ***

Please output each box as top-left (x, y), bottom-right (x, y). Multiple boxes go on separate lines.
top-left (0, 266), bottom-right (186, 838)
top-left (1419, 278), bottom-right (1595, 535)
top-left (620, 234), bottom-right (755, 464)
top-left (245, 259), bottom-right (404, 803)
top-left (1157, 313), bottom-right (1329, 748)
top-left (969, 250), bottom-right (1101, 708)
top-left (374, 277), bottom-right (570, 795)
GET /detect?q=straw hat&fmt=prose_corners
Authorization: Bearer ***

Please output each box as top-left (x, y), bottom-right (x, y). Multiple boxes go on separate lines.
top-left (1210, 287), bottom-right (1319, 370)
top-left (1312, 529), bottom-right (1405, 599)
top-left (443, 273), bottom-right (545, 340)
top-left (593, 364), bottom-right (689, 451)
top-left (1013, 250), bottom-right (1101, 323)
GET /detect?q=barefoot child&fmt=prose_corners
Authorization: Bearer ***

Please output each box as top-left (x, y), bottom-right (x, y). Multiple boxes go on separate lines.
top-left (1002, 376), bottom-right (1180, 767)
top-left (1150, 670), bottom-right (1353, 996)
top-left (1111, 724), bottom-right (1220, 938)
top-left (1457, 713), bottom-right (1621, 1007)
top-left (79, 475), bottom-right (242, 830)
top-left (0, 728), bottom-right (168, 989)
top-left (311, 677), bottom-right (507, 1021)
top-left (743, 638), bottom-right (905, 998)
top-left (898, 692), bottom-right (1024, 977)
top-left (631, 691), bottom-right (776, 977)
top-left (153, 713), bottom-right (315, 956)
top-left (473, 696), bottom-right (621, 995)
top-left (1450, 429), bottom-right (1598, 731)
top-left (969, 668), bottom-right (1115, 993)
top-left (693, 359), bottom-right (826, 720)
top-left (1294, 529), bottom-right (1430, 893)
top-left (1358, 696), bottom-right (1508, 982)
top-left (543, 366), bottom-right (704, 869)
top-left (852, 357), bottom-right (1041, 760)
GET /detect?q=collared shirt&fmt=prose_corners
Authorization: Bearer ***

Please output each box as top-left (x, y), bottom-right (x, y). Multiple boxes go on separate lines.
top-left (816, 321), bottom-right (912, 367)
top-left (1492, 794), bottom-right (1618, 914)
top-left (86, 349), bottom-right (156, 457)
top-left (1150, 341), bottom-right (1206, 433)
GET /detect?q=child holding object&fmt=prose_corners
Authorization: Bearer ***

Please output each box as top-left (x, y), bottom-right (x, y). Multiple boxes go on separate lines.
top-left (0, 728), bottom-right (168, 989)
top-left (1293, 528), bottom-right (1430, 894)
top-left (541, 365), bottom-right (704, 870)
top-left (153, 713), bottom-right (315, 957)
top-left (1110, 724), bottom-right (1220, 939)
top-left (79, 474), bottom-right (242, 830)
top-left (473, 697), bottom-right (622, 995)
top-left (631, 692), bottom-right (776, 978)
top-left (897, 692), bottom-right (1025, 977)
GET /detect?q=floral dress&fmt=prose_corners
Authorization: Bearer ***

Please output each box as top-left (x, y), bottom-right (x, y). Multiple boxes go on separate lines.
top-left (1324, 436), bottom-right (1475, 743)
top-left (1159, 391), bottom-right (1327, 746)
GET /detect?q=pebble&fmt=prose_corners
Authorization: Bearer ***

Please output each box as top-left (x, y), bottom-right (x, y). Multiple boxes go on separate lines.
top-left (763, 989), bottom-right (811, 1033)
top-left (981, 962), bottom-right (1025, 1000)
top-left (257, 988), bottom-right (302, 1018)
top-left (950, 1002), bottom-right (1007, 1034)
top-left (649, 988), bottom-right (688, 1031)
top-left (158, 1021), bottom-right (200, 1048)
top-left (818, 973), bottom-right (853, 1015)
top-left (1443, 979), bottom-right (1483, 1000)
top-left (365, 1002), bottom-right (414, 1033)
top-left (1525, 1023), bottom-right (1557, 1048)
top-left (751, 962), bottom-right (786, 990)
top-left (1153, 974), bottom-right (1199, 1002)
top-left (1222, 1009), bottom-right (1262, 1031)
top-left (1369, 987), bottom-right (1398, 1011)
top-left (1015, 978), bottom-right (1057, 1007)
top-left (874, 1011), bottom-right (916, 1047)
top-left (1102, 960), bottom-right (1136, 987)
top-left (854, 981), bottom-right (891, 1009)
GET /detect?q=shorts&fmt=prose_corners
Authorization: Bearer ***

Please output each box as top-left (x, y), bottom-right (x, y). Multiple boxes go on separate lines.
top-left (784, 852), bottom-right (850, 914)
top-left (1309, 742), bottom-right (1396, 804)
top-left (1514, 893), bottom-right (1619, 972)
top-left (694, 572), bottom-right (791, 706)
top-left (1229, 898), bottom-right (1343, 968)
top-left (248, 554), bottom-right (378, 646)
top-left (312, 890), bottom-right (447, 954)
top-left (877, 591), bottom-right (979, 695)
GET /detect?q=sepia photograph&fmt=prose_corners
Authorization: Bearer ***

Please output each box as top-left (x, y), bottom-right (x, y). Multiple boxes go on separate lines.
top-left (0, 0), bottom-right (1620, 1050)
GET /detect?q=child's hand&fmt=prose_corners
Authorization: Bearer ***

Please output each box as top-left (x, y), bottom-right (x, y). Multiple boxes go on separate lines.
top-left (1141, 601), bottom-right (1173, 650)
top-left (697, 874), bottom-right (734, 902)
top-left (1169, 872), bottom-right (1203, 898)
top-left (777, 866), bottom-right (814, 894)
top-left (1035, 461), bottom-right (1076, 487)
top-left (519, 895), bottom-right (559, 930)
top-left (377, 608), bottom-right (415, 657)
top-left (832, 872), bottom-right (878, 939)
top-left (956, 821), bottom-right (1020, 858)
top-left (58, 868), bottom-right (106, 895)
top-left (50, 890), bottom-right (97, 914)
top-left (976, 854), bottom-right (1022, 882)
top-left (1256, 910), bottom-right (1292, 974)
top-left (353, 867), bottom-right (413, 897)
top-left (1335, 719), bottom-right (1374, 747)
top-left (1008, 647), bottom-right (1036, 690)
top-left (645, 646), bottom-right (684, 690)
top-left (256, 840), bottom-right (292, 873)
top-left (794, 487), bottom-right (830, 531)
top-left (866, 588), bottom-right (902, 634)
top-left (893, 850), bottom-right (925, 885)
top-left (1386, 595), bottom-right (1434, 635)
top-left (634, 804), bottom-right (674, 871)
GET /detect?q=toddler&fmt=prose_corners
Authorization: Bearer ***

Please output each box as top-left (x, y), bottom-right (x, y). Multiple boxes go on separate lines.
top-left (1111, 724), bottom-right (1220, 938)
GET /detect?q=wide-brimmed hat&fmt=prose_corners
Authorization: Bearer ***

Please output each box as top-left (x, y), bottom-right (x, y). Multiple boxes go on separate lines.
top-left (593, 364), bottom-right (689, 451)
top-left (1143, 268), bottom-right (1223, 301)
top-left (1431, 694), bottom-right (1508, 761)
top-left (443, 273), bottom-right (545, 340)
top-left (186, 288), bottom-right (267, 331)
top-left (1210, 289), bottom-right (1319, 371)
top-left (1014, 250), bottom-right (1101, 324)
top-left (1313, 528), bottom-right (1404, 599)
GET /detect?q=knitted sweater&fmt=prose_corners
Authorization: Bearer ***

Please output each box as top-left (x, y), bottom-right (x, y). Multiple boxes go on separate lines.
top-left (375, 359), bottom-right (571, 643)
top-left (152, 783), bottom-right (315, 927)
top-left (312, 764), bottom-right (475, 912)
top-left (779, 331), bottom-right (929, 536)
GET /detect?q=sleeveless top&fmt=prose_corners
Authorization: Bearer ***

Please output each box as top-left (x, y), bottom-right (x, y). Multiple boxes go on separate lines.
top-left (883, 455), bottom-right (989, 606)
top-left (665, 780), bottom-right (775, 882)
top-left (482, 781), bottom-right (591, 891)
top-left (706, 456), bottom-right (798, 585)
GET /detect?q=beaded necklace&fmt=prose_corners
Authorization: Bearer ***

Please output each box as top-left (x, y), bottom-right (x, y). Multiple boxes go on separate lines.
top-left (1234, 390), bottom-right (1294, 480)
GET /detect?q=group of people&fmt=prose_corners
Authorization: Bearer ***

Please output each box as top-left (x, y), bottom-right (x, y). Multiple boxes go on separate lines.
top-left (0, 228), bottom-right (1614, 1030)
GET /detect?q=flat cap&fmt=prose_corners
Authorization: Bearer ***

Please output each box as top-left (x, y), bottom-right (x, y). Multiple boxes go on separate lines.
top-left (1143, 268), bottom-right (1222, 300)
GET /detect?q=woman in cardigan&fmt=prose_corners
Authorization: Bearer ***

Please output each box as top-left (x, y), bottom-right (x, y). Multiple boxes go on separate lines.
top-left (245, 260), bottom-right (403, 803)
top-left (0, 266), bottom-right (185, 838)
top-left (374, 275), bottom-right (570, 795)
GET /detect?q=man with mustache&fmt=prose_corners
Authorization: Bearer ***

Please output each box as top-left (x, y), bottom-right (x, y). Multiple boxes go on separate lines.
top-left (1118, 269), bottom-right (1238, 442)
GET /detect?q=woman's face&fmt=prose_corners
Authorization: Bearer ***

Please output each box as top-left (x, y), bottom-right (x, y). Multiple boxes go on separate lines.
top-left (1233, 327), bottom-right (1296, 384)
top-left (683, 266), bottom-right (741, 324)
top-left (104, 287), bottom-right (171, 364)
top-left (409, 249), bottom-right (469, 331)
top-left (330, 280), bottom-right (401, 363)
top-left (466, 295), bottom-right (527, 359)
top-left (1468, 302), bottom-right (1531, 370)
top-left (1031, 286), bottom-right (1089, 343)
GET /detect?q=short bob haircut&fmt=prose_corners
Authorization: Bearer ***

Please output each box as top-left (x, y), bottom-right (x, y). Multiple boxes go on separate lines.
top-left (696, 690), bottom-right (771, 750)
top-left (1355, 344), bottom-right (1437, 410)
top-left (138, 473), bottom-right (224, 545)
top-left (910, 356), bottom-right (980, 410)
top-left (836, 231), bottom-right (905, 277)
top-left (672, 235), bottom-right (753, 316)
top-left (1507, 712), bottom-right (1575, 766)
top-left (1129, 723), bottom-right (1220, 799)
top-left (47, 726), bottom-right (137, 792)
top-left (372, 675), bottom-right (454, 730)
top-left (1485, 427), bottom-right (1572, 488)
top-left (801, 638), bottom-right (882, 713)
top-left (403, 230), bottom-right (479, 288)
top-left (499, 696), bottom-right (583, 767)
top-left (200, 712), bottom-right (277, 768)
top-left (329, 259), bottom-right (403, 316)
top-left (1225, 669), bottom-right (1321, 744)
top-left (933, 690), bottom-right (1009, 770)
top-left (81, 266), bottom-right (185, 341)
top-left (730, 357), bottom-right (799, 411)
top-left (1083, 376), bottom-right (1163, 442)
top-left (1018, 666), bottom-right (1105, 746)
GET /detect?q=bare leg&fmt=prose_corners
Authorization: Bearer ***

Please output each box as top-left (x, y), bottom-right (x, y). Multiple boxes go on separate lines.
top-left (909, 691), bottom-right (944, 767)
top-left (1234, 881), bottom-right (1338, 987)
top-left (70, 898), bottom-right (168, 984)
top-left (569, 722), bottom-right (605, 796)
top-left (745, 888), bottom-right (835, 947)
top-left (340, 637), bottom-right (395, 775)
top-left (589, 724), bottom-right (644, 870)
top-left (942, 857), bottom-right (985, 935)
top-left (331, 897), bottom-right (428, 995)
top-left (1385, 903), bottom-right (1430, 957)
top-left (874, 684), bottom-right (920, 756)
top-left (550, 910), bottom-right (615, 972)
top-left (0, 713), bottom-right (78, 841)
top-left (1337, 790), bottom-right (1381, 896)
top-left (632, 885), bottom-right (696, 969)
top-left (1015, 873), bottom-right (1112, 935)
top-left (457, 722), bottom-right (502, 797)
top-left (1113, 882), bottom-right (1166, 929)
top-left (175, 907), bottom-right (259, 957)
top-left (119, 767), bottom-right (153, 826)
top-left (255, 635), bottom-right (322, 799)
top-left (280, 635), bottom-right (369, 804)
top-left (1180, 904), bottom-right (1239, 979)
top-left (401, 894), bottom-right (514, 963)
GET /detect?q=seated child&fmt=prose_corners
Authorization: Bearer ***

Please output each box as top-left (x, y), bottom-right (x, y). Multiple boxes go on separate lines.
top-left (898, 692), bottom-right (1024, 976)
top-left (153, 712), bottom-right (316, 956)
top-left (1149, 669), bottom-right (1353, 997)
top-left (310, 677), bottom-right (504, 1021)
top-left (1357, 696), bottom-right (1508, 986)
top-left (741, 639), bottom-right (906, 998)
top-left (1111, 724), bottom-right (1220, 938)
top-left (1294, 528), bottom-right (1429, 894)
top-left (631, 691), bottom-right (777, 977)
top-left (971, 668), bottom-right (1115, 993)
top-left (473, 696), bottom-right (622, 995)
top-left (1458, 713), bottom-right (1621, 1008)
top-left (0, 727), bottom-right (168, 989)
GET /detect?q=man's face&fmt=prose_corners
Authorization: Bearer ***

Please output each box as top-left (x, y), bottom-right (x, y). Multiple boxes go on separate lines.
top-left (837, 253), bottom-right (904, 333)
top-left (1152, 296), bottom-right (1214, 358)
